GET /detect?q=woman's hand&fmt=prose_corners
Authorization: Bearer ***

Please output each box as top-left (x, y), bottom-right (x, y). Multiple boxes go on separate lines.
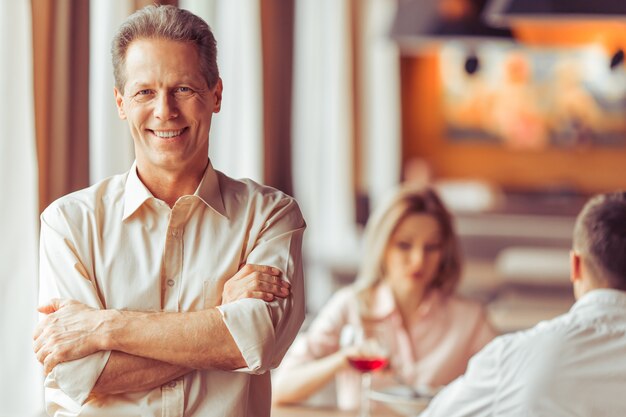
top-left (222, 264), bottom-right (291, 304)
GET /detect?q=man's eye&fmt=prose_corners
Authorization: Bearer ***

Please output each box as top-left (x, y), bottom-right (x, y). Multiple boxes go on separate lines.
top-left (131, 89), bottom-right (154, 102)
top-left (174, 87), bottom-right (194, 97)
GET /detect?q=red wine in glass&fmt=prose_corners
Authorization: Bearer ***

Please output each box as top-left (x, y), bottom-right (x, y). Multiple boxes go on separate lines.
top-left (348, 357), bottom-right (389, 373)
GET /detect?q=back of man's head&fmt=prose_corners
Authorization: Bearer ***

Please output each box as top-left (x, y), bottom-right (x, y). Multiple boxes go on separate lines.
top-left (573, 191), bottom-right (626, 290)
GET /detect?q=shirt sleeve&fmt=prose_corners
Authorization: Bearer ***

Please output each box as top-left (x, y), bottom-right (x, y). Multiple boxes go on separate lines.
top-left (217, 196), bottom-right (306, 374)
top-left (278, 288), bottom-right (353, 371)
top-left (39, 206), bottom-right (111, 405)
top-left (419, 336), bottom-right (506, 417)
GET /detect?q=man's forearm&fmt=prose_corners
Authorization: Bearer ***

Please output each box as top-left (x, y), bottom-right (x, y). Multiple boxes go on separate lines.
top-left (103, 307), bottom-right (247, 370)
top-left (92, 351), bottom-right (191, 394)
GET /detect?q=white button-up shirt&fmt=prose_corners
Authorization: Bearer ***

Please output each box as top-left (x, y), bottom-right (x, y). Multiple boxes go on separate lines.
top-left (421, 288), bottom-right (626, 417)
top-left (39, 161), bottom-right (306, 417)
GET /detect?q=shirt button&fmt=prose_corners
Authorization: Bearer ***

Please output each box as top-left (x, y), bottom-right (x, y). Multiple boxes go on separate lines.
top-left (168, 381), bottom-right (176, 388)
top-left (167, 279), bottom-right (175, 287)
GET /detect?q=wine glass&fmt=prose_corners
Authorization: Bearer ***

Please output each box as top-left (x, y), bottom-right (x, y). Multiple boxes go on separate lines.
top-left (342, 324), bottom-right (390, 417)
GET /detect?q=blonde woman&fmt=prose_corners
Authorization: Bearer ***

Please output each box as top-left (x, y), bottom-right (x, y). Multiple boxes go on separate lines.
top-left (273, 184), bottom-right (497, 410)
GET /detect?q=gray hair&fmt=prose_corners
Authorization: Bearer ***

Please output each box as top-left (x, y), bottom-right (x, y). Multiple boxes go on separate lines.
top-left (354, 183), bottom-right (461, 297)
top-left (111, 4), bottom-right (219, 92)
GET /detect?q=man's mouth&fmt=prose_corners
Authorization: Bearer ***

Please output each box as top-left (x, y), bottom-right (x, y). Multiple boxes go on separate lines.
top-left (150, 128), bottom-right (187, 138)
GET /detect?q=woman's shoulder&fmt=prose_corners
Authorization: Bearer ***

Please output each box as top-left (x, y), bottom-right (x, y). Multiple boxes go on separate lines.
top-left (440, 293), bottom-right (489, 319)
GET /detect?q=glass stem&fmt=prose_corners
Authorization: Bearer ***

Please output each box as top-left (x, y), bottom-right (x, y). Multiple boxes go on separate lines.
top-left (360, 372), bottom-right (372, 417)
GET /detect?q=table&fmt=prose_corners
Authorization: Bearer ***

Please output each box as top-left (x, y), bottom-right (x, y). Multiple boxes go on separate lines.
top-left (272, 405), bottom-right (404, 417)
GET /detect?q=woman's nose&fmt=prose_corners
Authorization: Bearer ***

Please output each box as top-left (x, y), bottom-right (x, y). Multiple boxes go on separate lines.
top-left (409, 248), bottom-right (425, 268)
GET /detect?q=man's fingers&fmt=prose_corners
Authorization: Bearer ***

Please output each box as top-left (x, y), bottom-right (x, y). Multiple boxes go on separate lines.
top-left (222, 266), bottom-right (290, 304)
top-left (252, 278), bottom-right (290, 296)
top-left (37, 298), bottom-right (78, 315)
top-left (37, 297), bottom-right (64, 314)
top-left (36, 343), bottom-right (48, 365)
top-left (37, 304), bottom-right (56, 315)
top-left (43, 351), bottom-right (60, 375)
top-left (240, 272), bottom-right (290, 295)
top-left (33, 332), bottom-right (44, 354)
top-left (33, 321), bottom-right (45, 340)
top-left (236, 264), bottom-right (282, 279)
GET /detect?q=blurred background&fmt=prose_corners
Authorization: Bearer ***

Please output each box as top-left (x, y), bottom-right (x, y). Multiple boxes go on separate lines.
top-left (2, 0), bottom-right (626, 415)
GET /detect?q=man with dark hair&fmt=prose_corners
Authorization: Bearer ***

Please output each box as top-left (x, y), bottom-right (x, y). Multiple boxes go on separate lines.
top-left (32, 5), bottom-right (305, 417)
top-left (421, 192), bottom-right (626, 417)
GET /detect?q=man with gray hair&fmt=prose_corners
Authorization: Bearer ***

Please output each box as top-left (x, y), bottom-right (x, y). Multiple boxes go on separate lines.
top-left (33, 5), bottom-right (305, 417)
top-left (420, 191), bottom-right (626, 416)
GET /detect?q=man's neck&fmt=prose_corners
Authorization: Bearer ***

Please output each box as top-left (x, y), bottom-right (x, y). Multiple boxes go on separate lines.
top-left (136, 161), bottom-right (208, 207)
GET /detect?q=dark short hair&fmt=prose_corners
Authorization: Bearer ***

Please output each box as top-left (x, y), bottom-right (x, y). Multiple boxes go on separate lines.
top-left (574, 192), bottom-right (626, 290)
top-left (111, 5), bottom-right (219, 92)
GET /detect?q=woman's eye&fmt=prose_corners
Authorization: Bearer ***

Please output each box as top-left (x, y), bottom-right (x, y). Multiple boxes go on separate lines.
top-left (425, 243), bottom-right (443, 252)
top-left (395, 242), bottom-right (412, 251)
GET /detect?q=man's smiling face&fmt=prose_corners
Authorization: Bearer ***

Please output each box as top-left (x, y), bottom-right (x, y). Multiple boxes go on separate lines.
top-left (114, 37), bottom-right (222, 176)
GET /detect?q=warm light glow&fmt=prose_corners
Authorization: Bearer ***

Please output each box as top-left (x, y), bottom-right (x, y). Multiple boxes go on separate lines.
top-left (512, 21), bottom-right (626, 53)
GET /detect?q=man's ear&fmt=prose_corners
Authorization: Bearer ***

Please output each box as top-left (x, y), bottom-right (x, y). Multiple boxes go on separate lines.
top-left (570, 250), bottom-right (582, 284)
top-left (212, 78), bottom-right (223, 113)
top-left (114, 87), bottom-right (127, 120)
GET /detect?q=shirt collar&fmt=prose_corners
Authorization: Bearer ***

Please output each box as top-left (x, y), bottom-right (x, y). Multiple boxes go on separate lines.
top-left (195, 160), bottom-right (228, 219)
top-left (122, 160), bottom-right (228, 220)
top-left (122, 161), bottom-right (153, 220)
top-left (570, 288), bottom-right (626, 313)
top-left (363, 282), bottom-right (442, 319)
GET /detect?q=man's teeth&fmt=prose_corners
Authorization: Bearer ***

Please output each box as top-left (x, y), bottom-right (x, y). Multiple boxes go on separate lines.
top-left (153, 129), bottom-right (184, 138)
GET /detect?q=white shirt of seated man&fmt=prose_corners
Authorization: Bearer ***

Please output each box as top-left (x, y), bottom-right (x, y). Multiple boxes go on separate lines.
top-left (420, 192), bottom-right (626, 417)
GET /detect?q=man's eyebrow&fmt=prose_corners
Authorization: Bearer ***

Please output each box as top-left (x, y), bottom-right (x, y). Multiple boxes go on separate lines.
top-left (128, 82), bottom-right (152, 90)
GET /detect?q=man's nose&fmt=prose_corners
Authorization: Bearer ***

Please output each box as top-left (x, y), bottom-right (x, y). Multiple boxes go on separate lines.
top-left (154, 93), bottom-right (178, 120)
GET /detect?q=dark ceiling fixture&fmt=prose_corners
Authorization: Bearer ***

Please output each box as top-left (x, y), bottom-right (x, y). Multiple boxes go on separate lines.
top-left (484, 0), bottom-right (626, 28)
top-left (464, 54), bottom-right (480, 74)
top-left (484, 0), bottom-right (626, 70)
top-left (390, 0), bottom-right (513, 77)
top-left (390, 0), bottom-right (513, 52)
top-left (610, 49), bottom-right (624, 71)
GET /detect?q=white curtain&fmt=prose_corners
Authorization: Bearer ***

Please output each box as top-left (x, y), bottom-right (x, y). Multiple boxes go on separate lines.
top-left (0, 1), bottom-right (44, 416)
top-left (361, 0), bottom-right (401, 210)
top-left (292, 0), bottom-right (360, 313)
top-left (90, 0), bottom-right (265, 184)
top-left (89, 0), bottom-right (135, 184)
top-left (180, 0), bottom-right (264, 183)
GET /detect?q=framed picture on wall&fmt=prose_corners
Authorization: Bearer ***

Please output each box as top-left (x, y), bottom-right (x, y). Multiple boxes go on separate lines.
top-left (440, 43), bottom-right (626, 150)
top-left (399, 43), bottom-right (626, 194)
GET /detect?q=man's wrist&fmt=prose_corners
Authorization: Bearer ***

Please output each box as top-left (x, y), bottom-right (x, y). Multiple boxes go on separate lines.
top-left (101, 309), bottom-right (126, 351)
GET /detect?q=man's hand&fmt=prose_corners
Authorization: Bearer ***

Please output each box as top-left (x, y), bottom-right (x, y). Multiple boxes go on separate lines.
top-left (221, 264), bottom-right (290, 304)
top-left (33, 299), bottom-right (111, 375)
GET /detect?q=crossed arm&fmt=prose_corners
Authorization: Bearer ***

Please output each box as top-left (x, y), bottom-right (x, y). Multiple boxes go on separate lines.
top-left (33, 264), bottom-right (291, 395)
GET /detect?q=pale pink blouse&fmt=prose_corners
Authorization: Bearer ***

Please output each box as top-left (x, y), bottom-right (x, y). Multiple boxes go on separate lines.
top-left (278, 283), bottom-right (497, 410)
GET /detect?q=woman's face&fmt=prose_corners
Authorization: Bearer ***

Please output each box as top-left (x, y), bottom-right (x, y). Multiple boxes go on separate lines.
top-left (383, 213), bottom-right (444, 290)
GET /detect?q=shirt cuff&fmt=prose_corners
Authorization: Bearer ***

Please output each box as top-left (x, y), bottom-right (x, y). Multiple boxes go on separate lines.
top-left (45, 350), bottom-right (111, 405)
top-left (217, 298), bottom-right (274, 373)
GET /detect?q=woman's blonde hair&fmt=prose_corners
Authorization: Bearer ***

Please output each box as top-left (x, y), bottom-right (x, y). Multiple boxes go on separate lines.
top-left (354, 183), bottom-right (461, 297)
